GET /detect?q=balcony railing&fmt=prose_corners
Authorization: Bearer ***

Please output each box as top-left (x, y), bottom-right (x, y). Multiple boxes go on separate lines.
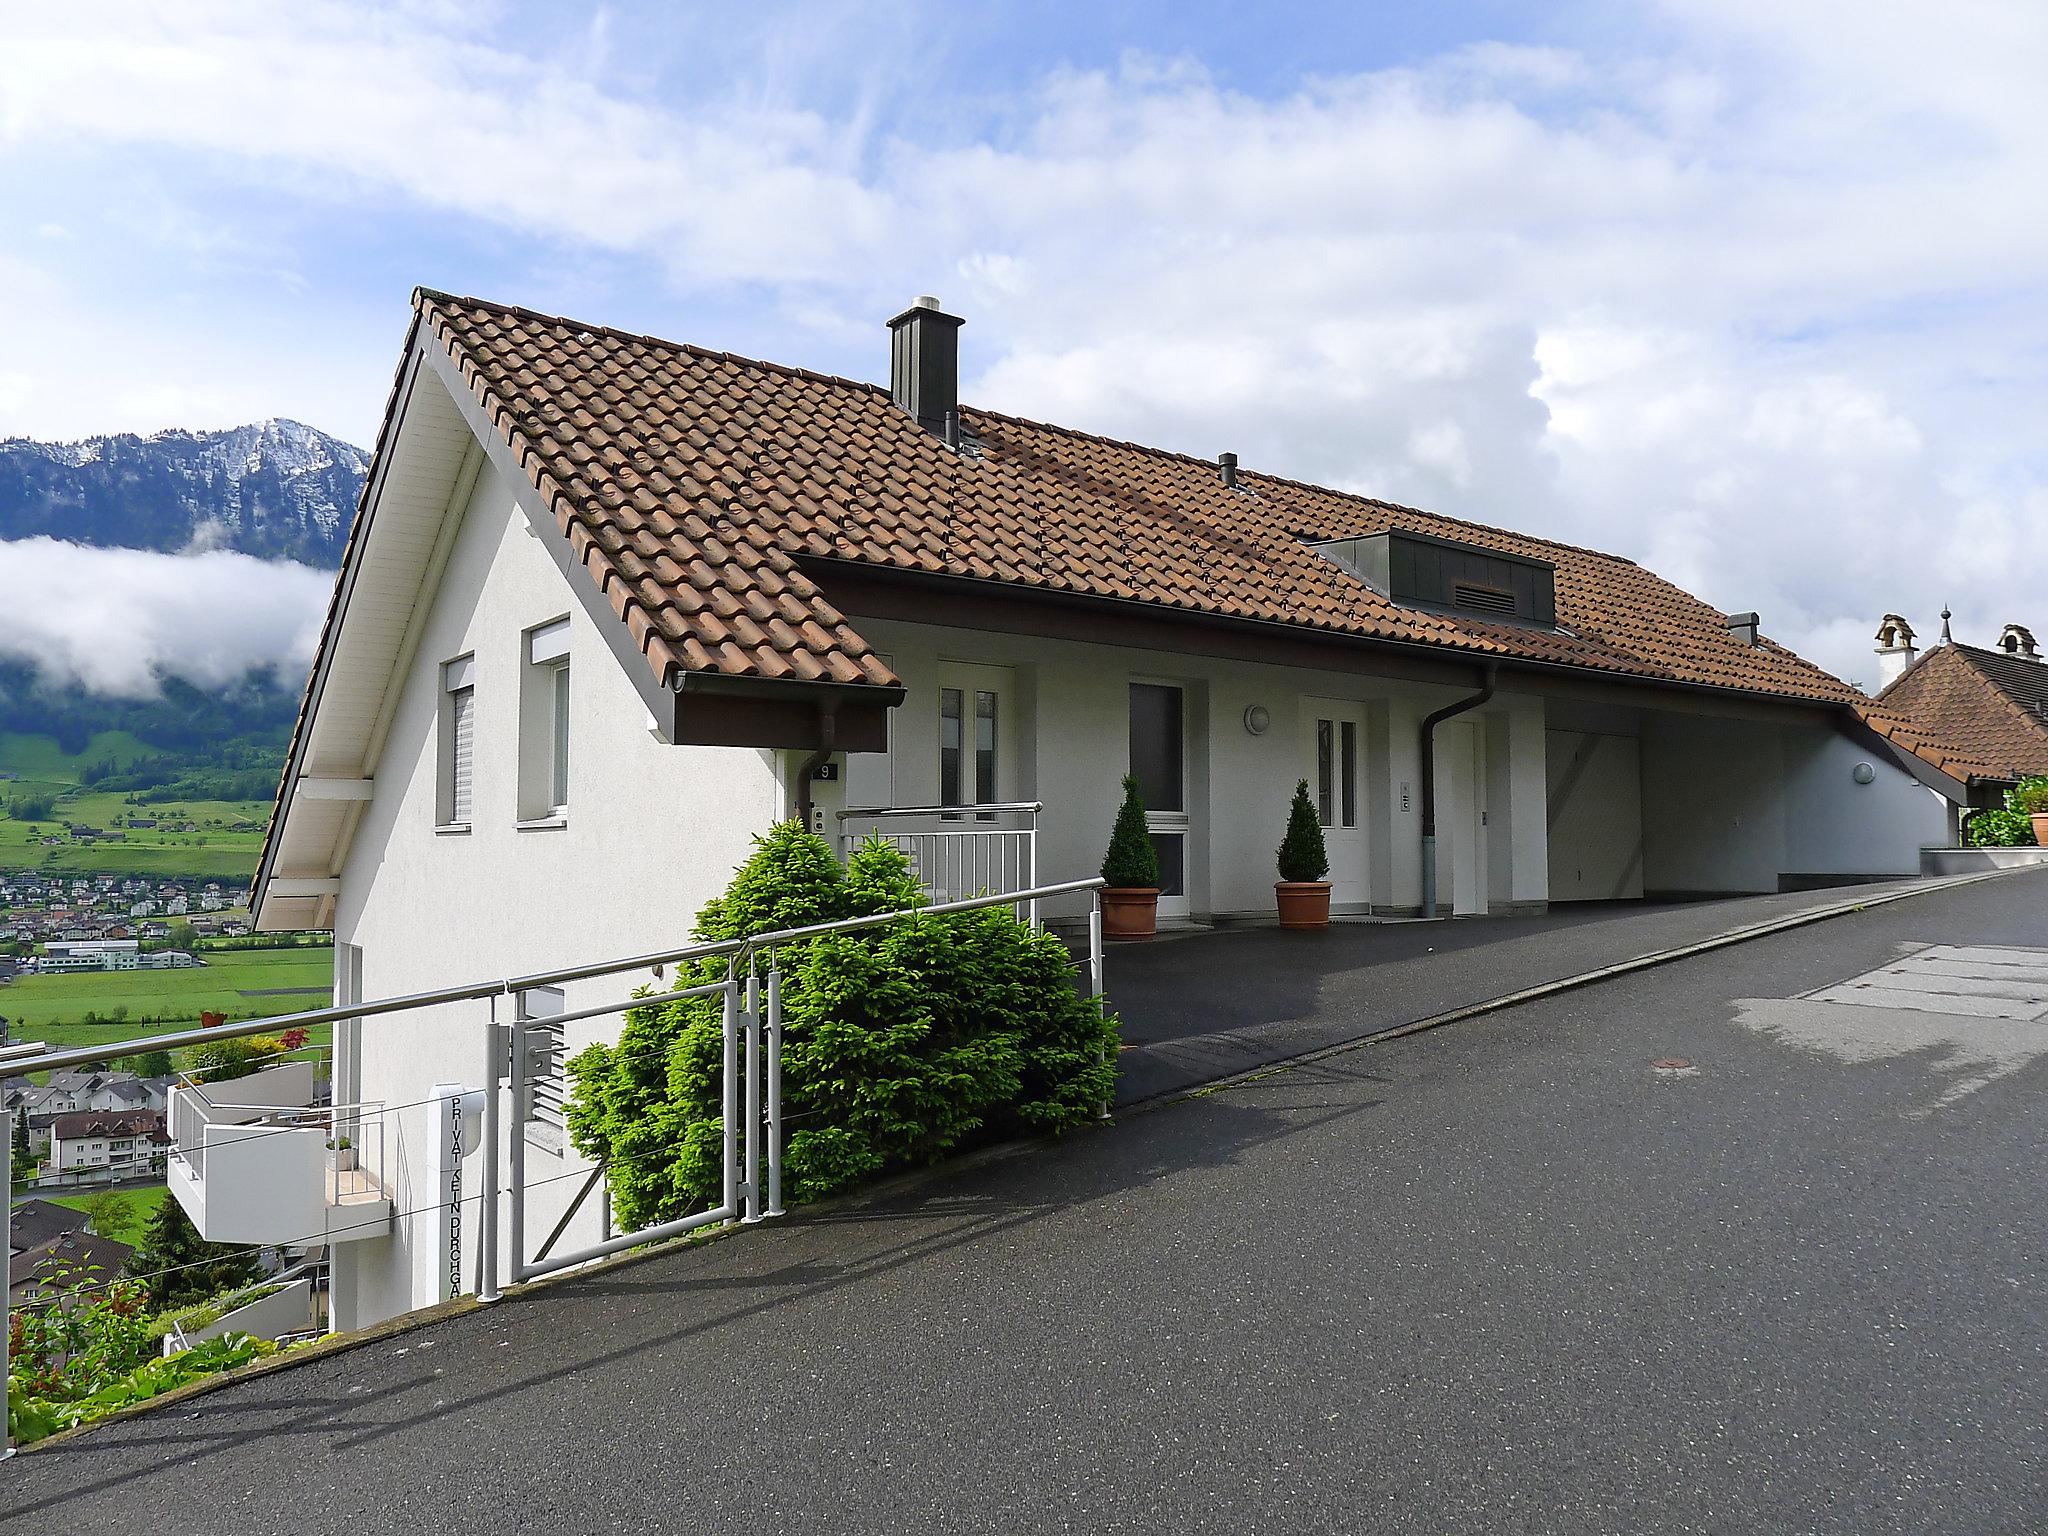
top-left (166, 1061), bottom-right (392, 1246)
top-left (837, 802), bottom-right (1041, 923)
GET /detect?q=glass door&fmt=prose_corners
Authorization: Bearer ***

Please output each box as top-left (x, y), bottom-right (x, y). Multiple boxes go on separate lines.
top-left (937, 663), bottom-right (1016, 818)
top-left (1302, 698), bottom-right (1368, 907)
top-left (1129, 681), bottom-right (1189, 916)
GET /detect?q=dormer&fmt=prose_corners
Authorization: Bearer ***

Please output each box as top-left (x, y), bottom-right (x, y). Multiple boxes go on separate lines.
top-left (1307, 529), bottom-right (1557, 627)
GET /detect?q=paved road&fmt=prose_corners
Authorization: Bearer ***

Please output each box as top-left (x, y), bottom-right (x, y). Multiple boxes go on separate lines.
top-left (10, 870), bottom-right (2046, 1534)
top-left (1109, 876), bottom-right (1972, 1101)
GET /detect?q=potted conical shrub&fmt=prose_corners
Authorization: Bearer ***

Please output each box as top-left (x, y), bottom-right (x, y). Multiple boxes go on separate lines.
top-left (1100, 773), bottom-right (1161, 938)
top-left (1275, 778), bottom-right (1332, 929)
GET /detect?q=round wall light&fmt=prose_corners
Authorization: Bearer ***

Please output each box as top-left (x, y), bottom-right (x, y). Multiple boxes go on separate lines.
top-left (1243, 704), bottom-right (1272, 736)
top-left (1851, 762), bottom-right (1877, 785)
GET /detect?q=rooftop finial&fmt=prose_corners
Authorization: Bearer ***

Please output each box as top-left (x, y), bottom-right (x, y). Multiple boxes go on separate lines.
top-left (1941, 605), bottom-right (1953, 643)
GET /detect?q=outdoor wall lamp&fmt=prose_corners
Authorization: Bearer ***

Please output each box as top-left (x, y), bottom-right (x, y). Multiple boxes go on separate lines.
top-left (1851, 762), bottom-right (1877, 785)
top-left (1243, 704), bottom-right (1271, 735)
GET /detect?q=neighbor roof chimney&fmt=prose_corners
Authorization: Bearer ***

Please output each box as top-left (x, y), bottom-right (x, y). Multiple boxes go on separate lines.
top-left (1723, 611), bottom-right (1760, 647)
top-left (887, 295), bottom-right (964, 436)
top-left (1999, 623), bottom-right (2040, 661)
top-left (1874, 612), bottom-right (1918, 687)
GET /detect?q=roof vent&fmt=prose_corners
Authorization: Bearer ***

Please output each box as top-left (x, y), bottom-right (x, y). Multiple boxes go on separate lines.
top-left (1724, 612), bottom-right (1760, 647)
top-left (1218, 452), bottom-right (1238, 489)
top-left (1999, 623), bottom-right (2040, 660)
top-left (887, 296), bottom-right (964, 437)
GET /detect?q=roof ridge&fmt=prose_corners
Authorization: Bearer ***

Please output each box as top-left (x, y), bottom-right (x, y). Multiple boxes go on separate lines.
top-left (416, 289), bottom-right (1641, 571)
top-left (1949, 643), bottom-right (2048, 742)
top-left (412, 288), bottom-right (891, 402)
top-left (960, 399), bottom-right (1641, 567)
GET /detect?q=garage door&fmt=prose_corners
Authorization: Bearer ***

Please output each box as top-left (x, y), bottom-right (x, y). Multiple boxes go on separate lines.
top-left (1546, 730), bottom-right (1644, 901)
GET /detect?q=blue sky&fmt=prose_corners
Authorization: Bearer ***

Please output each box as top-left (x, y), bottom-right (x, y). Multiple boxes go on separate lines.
top-left (1, 0), bottom-right (2044, 689)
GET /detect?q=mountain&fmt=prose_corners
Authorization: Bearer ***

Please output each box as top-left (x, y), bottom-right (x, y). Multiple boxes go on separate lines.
top-left (0, 418), bottom-right (368, 564)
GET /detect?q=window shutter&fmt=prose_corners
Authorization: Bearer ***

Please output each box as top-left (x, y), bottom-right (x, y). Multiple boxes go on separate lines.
top-left (450, 687), bottom-right (475, 823)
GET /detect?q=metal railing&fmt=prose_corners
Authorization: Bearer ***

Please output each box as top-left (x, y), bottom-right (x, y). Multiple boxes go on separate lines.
top-left (837, 802), bottom-right (1042, 924)
top-left (0, 873), bottom-right (1109, 1459)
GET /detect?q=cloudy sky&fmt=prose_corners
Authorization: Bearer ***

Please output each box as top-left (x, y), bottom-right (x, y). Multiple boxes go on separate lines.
top-left (1, 0), bottom-right (2043, 690)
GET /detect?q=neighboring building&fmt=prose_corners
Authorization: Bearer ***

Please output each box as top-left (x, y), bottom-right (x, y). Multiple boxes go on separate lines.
top-left (8, 1231), bottom-right (135, 1309)
top-left (47, 1109), bottom-right (169, 1175)
top-left (6, 1197), bottom-right (85, 1255)
top-left (1872, 612), bottom-right (2048, 803)
top-left (222, 288), bottom-right (1984, 1332)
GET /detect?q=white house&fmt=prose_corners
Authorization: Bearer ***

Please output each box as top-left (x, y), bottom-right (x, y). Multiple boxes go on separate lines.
top-left (223, 289), bottom-right (1977, 1331)
top-left (48, 1109), bottom-right (168, 1176)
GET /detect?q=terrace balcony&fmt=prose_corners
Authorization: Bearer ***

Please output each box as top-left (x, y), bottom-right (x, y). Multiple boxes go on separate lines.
top-left (166, 1061), bottom-right (392, 1246)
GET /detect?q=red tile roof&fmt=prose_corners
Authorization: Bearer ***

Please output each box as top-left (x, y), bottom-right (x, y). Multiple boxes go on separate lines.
top-left (415, 290), bottom-right (1891, 710)
top-left (1875, 643), bottom-right (2048, 784)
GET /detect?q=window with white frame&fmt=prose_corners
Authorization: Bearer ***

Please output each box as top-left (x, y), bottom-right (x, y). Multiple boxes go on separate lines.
top-left (520, 618), bottom-right (571, 821)
top-left (439, 655), bottom-right (476, 828)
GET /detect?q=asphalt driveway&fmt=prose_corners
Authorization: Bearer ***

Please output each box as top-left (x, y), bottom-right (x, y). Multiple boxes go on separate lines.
top-left (1108, 876), bottom-right (1972, 1101)
top-left (9, 869), bottom-right (2046, 1534)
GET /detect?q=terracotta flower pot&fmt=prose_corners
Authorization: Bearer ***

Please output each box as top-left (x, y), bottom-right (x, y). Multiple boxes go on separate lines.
top-left (1275, 881), bottom-right (1333, 930)
top-left (1100, 887), bottom-right (1160, 939)
top-left (2032, 812), bottom-right (2048, 848)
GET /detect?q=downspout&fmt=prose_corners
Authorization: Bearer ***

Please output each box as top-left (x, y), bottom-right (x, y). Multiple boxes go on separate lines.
top-left (793, 707), bottom-right (837, 835)
top-left (1419, 662), bottom-right (1498, 919)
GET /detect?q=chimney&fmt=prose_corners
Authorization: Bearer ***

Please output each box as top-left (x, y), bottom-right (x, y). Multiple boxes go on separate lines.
top-left (1874, 612), bottom-right (1918, 686)
top-left (1999, 623), bottom-right (2040, 661)
top-left (887, 295), bottom-right (965, 436)
top-left (1723, 611), bottom-right (1760, 647)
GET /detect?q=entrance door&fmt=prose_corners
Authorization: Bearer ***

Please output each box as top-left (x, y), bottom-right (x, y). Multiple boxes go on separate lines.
top-left (936, 663), bottom-right (1017, 815)
top-left (1435, 718), bottom-right (1489, 916)
top-left (1129, 681), bottom-right (1190, 917)
top-left (1303, 698), bottom-right (1368, 908)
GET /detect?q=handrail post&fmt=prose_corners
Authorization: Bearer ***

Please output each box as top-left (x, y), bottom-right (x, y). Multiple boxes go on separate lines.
top-left (507, 989), bottom-right (528, 1283)
top-left (765, 963), bottom-right (784, 1218)
top-left (478, 992), bottom-right (503, 1304)
top-left (1090, 888), bottom-right (1110, 1122)
top-left (721, 963), bottom-right (739, 1219)
top-left (742, 965), bottom-right (762, 1222)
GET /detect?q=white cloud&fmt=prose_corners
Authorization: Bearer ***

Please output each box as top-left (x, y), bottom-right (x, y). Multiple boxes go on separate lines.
top-left (0, 0), bottom-right (2044, 685)
top-left (0, 538), bottom-right (331, 696)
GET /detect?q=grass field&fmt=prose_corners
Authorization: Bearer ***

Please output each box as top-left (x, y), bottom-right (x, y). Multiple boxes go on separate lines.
top-left (45, 1185), bottom-right (170, 1247)
top-left (0, 729), bottom-right (273, 881)
top-left (1, 946), bottom-right (334, 1044)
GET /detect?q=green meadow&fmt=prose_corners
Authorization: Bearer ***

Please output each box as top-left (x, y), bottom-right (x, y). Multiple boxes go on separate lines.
top-left (1, 946), bottom-right (334, 1048)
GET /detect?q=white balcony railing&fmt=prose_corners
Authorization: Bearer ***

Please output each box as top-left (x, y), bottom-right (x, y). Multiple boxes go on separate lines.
top-left (166, 1061), bottom-right (392, 1246)
top-left (836, 802), bottom-right (1041, 923)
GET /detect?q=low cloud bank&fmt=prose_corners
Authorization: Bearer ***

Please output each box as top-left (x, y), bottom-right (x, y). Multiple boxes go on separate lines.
top-left (0, 537), bottom-right (331, 696)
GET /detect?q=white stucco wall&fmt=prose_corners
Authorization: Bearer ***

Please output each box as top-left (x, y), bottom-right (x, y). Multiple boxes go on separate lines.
top-left (1639, 713), bottom-right (1944, 894)
top-left (331, 461), bottom-right (778, 1329)
top-left (817, 618), bottom-right (1550, 921)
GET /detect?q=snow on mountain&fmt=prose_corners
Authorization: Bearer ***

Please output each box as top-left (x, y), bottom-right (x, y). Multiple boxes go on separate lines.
top-left (0, 418), bottom-right (369, 564)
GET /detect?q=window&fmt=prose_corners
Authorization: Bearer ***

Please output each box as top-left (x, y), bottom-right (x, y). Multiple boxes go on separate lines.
top-left (940, 687), bottom-right (999, 806)
top-left (439, 656), bottom-right (476, 828)
top-left (1314, 716), bottom-right (1359, 829)
top-left (520, 619), bottom-right (571, 821)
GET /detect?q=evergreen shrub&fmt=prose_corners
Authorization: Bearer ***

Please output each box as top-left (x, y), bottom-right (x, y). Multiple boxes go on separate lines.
top-left (566, 824), bottom-right (1119, 1231)
top-left (1276, 779), bottom-right (1330, 882)
top-left (1100, 774), bottom-right (1161, 889)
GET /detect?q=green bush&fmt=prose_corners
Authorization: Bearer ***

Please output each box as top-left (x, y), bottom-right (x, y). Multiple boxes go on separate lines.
top-left (2011, 776), bottom-right (2048, 816)
top-left (1276, 779), bottom-right (1330, 882)
top-left (183, 1034), bottom-right (286, 1085)
top-left (1100, 774), bottom-right (1160, 889)
top-left (566, 823), bottom-right (1118, 1231)
top-left (1963, 778), bottom-right (2046, 847)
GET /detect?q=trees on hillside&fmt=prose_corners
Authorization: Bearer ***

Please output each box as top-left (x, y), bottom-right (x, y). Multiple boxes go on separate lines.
top-left (126, 1195), bottom-right (263, 1308)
